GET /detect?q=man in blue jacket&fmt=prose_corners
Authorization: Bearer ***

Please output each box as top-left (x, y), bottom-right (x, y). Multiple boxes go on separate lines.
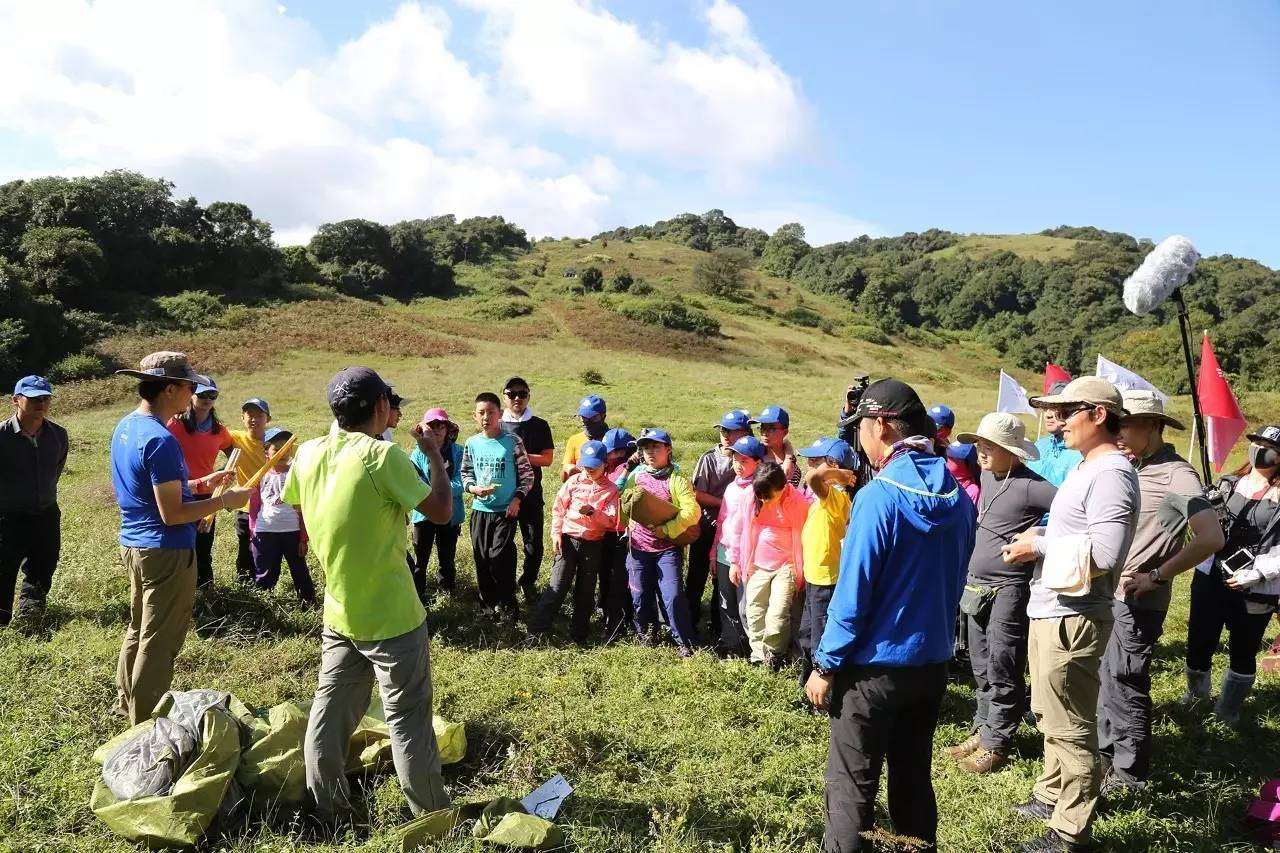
top-left (807, 378), bottom-right (976, 853)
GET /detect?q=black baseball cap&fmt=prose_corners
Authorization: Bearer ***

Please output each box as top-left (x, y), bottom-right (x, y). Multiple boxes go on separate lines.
top-left (848, 378), bottom-right (937, 438)
top-left (327, 366), bottom-right (391, 421)
top-left (503, 376), bottom-right (530, 391)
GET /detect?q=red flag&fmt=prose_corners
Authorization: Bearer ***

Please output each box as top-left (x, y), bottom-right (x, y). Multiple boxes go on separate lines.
top-left (1197, 333), bottom-right (1246, 471)
top-left (1044, 363), bottom-right (1072, 394)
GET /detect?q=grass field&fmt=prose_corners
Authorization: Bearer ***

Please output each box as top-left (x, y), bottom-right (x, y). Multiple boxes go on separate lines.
top-left (927, 235), bottom-right (1084, 264)
top-left (2, 240), bottom-right (1278, 852)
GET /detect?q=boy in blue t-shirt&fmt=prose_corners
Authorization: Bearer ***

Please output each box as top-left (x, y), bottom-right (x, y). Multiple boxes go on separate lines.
top-left (461, 392), bottom-right (534, 619)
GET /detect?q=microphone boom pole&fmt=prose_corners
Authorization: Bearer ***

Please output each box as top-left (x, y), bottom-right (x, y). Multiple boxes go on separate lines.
top-left (1172, 288), bottom-right (1212, 482)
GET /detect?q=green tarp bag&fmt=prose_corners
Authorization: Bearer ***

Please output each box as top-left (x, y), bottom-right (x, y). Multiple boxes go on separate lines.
top-left (480, 812), bottom-right (566, 850)
top-left (89, 704), bottom-right (242, 847)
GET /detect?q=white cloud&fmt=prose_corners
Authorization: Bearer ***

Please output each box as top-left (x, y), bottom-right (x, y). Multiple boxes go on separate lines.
top-left (0, 0), bottom-right (844, 243)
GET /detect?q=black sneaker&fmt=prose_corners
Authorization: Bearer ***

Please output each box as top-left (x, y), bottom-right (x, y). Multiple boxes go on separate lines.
top-left (1011, 796), bottom-right (1055, 822)
top-left (677, 644), bottom-right (695, 659)
top-left (521, 584), bottom-right (538, 604)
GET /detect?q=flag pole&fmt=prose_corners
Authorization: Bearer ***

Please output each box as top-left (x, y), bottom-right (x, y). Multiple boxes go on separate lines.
top-left (1035, 410), bottom-right (1042, 441)
top-left (1173, 290), bottom-right (1211, 481)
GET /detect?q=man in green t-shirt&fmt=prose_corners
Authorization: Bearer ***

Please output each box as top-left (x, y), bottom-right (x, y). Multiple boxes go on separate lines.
top-left (283, 366), bottom-right (454, 822)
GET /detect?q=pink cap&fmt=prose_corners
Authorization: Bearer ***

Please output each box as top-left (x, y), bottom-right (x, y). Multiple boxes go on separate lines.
top-left (420, 407), bottom-right (452, 426)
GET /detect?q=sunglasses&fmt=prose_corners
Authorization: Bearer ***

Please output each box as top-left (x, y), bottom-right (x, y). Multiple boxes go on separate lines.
top-left (1049, 405), bottom-right (1094, 421)
top-left (197, 392), bottom-right (219, 401)
top-left (505, 389), bottom-right (529, 399)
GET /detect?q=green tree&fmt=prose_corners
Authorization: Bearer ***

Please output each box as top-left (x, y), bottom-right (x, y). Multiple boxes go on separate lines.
top-left (19, 226), bottom-right (104, 305)
top-left (759, 223), bottom-right (810, 278)
top-left (693, 247), bottom-right (751, 299)
top-left (309, 219), bottom-right (393, 269)
top-left (580, 266), bottom-right (604, 292)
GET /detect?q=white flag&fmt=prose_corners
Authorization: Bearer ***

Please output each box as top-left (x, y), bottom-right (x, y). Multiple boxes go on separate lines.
top-left (1095, 355), bottom-right (1168, 404)
top-left (997, 370), bottom-right (1036, 415)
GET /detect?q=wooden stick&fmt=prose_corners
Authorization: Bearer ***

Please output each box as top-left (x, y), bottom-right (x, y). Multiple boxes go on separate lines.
top-left (198, 448), bottom-right (241, 530)
top-left (240, 434), bottom-right (298, 491)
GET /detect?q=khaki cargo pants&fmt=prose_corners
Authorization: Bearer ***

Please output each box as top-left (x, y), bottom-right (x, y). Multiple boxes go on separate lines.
top-left (115, 547), bottom-right (197, 724)
top-left (1029, 614), bottom-right (1114, 845)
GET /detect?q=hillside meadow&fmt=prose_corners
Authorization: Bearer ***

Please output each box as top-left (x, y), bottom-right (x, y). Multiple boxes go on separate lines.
top-left (2, 238), bottom-right (1278, 852)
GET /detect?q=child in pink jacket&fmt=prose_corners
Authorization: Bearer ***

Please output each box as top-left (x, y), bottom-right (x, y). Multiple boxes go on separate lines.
top-left (713, 435), bottom-right (767, 657)
top-left (527, 440), bottom-right (619, 643)
top-left (739, 460), bottom-right (809, 669)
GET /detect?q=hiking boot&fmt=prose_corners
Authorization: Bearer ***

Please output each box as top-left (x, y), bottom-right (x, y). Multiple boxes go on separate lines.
top-left (1011, 796), bottom-right (1055, 822)
top-left (677, 644), bottom-right (695, 659)
top-left (944, 732), bottom-right (982, 759)
top-left (636, 632), bottom-right (658, 648)
top-left (1212, 668), bottom-right (1255, 729)
top-left (1179, 665), bottom-right (1211, 706)
top-left (764, 649), bottom-right (785, 673)
top-left (521, 583), bottom-right (538, 605)
top-left (958, 747), bottom-right (1009, 774)
top-left (1019, 829), bottom-right (1085, 851)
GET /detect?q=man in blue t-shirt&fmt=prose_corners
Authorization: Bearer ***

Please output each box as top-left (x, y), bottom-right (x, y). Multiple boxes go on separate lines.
top-left (110, 352), bottom-right (250, 723)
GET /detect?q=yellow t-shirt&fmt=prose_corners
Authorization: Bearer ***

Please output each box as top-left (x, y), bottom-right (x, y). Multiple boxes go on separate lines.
top-left (801, 487), bottom-right (852, 586)
top-left (228, 430), bottom-right (268, 487)
top-left (564, 432), bottom-right (588, 467)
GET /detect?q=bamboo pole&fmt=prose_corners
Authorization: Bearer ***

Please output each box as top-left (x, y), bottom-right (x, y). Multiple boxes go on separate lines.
top-left (198, 448), bottom-right (241, 531)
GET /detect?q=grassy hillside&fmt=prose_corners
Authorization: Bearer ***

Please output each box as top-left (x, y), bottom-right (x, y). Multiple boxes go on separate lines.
top-left (2, 238), bottom-right (1278, 852)
top-left (928, 234), bottom-right (1084, 263)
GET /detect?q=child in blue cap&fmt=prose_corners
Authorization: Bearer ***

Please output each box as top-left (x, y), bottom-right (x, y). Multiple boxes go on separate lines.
top-left (795, 437), bottom-right (858, 690)
top-left (618, 427), bottom-right (700, 656)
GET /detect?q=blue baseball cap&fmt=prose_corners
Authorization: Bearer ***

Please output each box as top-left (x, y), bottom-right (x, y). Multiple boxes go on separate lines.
top-left (578, 440), bottom-right (607, 469)
top-left (577, 395), bottom-right (606, 418)
top-left (729, 435), bottom-right (766, 459)
top-left (946, 441), bottom-right (977, 462)
top-left (195, 376), bottom-right (218, 396)
top-left (715, 409), bottom-right (752, 431)
top-left (14, 375), bottom-right (53, 398)
top-left (602, 428), bottom-right (636, 454)
top-left (263, 427), bottom-right (293, 444)
top-left (928, 404), bottom-right (955, 428)
top-left (751, 405), bottom-right (789, 428)
top-left (637, 427), bottom-right (672, 446)
top-left (796, 436), bottom-right (854, 469)
top-left (242, 397), bottom-right (271, 416)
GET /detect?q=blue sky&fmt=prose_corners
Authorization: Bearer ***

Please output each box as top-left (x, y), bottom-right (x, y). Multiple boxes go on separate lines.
top-left (2, 0), bottom-right (1277, 264)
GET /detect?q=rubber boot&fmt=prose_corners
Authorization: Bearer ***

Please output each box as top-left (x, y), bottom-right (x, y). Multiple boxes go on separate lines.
top-left (1179, 665), bottom-right (1211, 706)
top-left (1212, 668), bottom-right (1254, 729)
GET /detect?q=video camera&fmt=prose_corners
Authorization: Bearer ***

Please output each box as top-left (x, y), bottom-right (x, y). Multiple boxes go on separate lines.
top-left (846, 375), bottom-right (871, 406)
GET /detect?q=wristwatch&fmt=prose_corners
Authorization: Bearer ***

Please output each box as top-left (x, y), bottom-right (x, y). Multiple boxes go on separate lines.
top-left (1149, 567), bottom-right (1168, 585)
top-left (814, 663), bottom-right (837, 679)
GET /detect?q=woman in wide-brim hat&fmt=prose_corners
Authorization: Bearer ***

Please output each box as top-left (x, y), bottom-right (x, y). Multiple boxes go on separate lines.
top-left (942, 411), bottom-right (1056, 775)
top-left (408, 407), bottom-right (465, 599)
top-left (1183, 423), bottom-right (1280, 727)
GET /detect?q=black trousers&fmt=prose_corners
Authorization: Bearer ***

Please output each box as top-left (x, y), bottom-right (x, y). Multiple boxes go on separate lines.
top-left (685, 518), bottom-right (716, 640)
top-left (528, 535), bottom-right (603, 641)
top-left (1098, 599), bottom-right (1166, 788)
top-left (411, 521), bottom-right (460, 596)
top-left (189, 494), bottom-right (216, 589)
top-left (715, 560), bottom-right (748, 656)
top-left (824, 662), bottom-right (947, 853)
top-left (235, 511), bottom-right (255, 582)
top-left (0, 506), bottom-right (61, 625)
top-left (600, 532), bottom-right (633, 641)
top-left (966, 582), bottom-right (1030, 751)
top-left (799, 582), bottom-right (836, 685)
top-left (1186, 567), bottom-right (1273, 675)
top-left (517, 498), bottom-right (545, 594)
top-left (470, 510), bottom-right (518, 612)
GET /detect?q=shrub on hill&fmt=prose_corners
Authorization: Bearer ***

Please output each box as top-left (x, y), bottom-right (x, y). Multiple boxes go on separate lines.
top-left (613, 296), bottom-right (721, 337)
top-left (781, 306), bottom-right (823, 327)
top-left (693, 248), bottom-right (751, 299)
top-left (580, 266), bottom-right (604, 292)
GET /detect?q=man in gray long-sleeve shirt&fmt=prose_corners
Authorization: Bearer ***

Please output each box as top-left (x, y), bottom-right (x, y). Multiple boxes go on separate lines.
top-left (0, 375), bottom-right (69, 627)
top-left (1002, 377), bottom-right (1139, 853)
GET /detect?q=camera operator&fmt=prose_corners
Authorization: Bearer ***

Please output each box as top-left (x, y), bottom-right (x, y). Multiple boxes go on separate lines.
top-left (1182, 424), bottom-right (1280, 728)
top-left (837, 377), bottom-right (873, 487)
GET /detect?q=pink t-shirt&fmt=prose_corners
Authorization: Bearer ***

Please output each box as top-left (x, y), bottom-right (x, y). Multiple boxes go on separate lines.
top-left (753, 525), bottom-right (794, 571)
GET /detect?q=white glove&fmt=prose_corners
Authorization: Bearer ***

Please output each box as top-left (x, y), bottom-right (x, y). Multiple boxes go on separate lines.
top-left (1231, 567), bottom-right (1264, 588)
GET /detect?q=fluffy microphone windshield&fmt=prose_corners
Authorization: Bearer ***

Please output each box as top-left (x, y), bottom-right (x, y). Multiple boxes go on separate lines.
top-left (1122, 235), bottom-right (1200, 315)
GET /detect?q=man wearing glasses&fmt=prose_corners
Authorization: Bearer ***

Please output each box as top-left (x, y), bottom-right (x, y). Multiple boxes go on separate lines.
top-left (501, 377), bottom-right (555, 602)
top-left (0, 375), bottom-right (69, 628)
top-left (1001, 377), bottom-right (1140, 853)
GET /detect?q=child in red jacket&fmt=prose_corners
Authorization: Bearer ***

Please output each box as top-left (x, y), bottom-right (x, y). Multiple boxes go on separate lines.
top-left (527, 440), bottom-right (619, 643)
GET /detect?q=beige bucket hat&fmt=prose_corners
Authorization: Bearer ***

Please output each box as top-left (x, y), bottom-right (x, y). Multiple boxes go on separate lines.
top-left (1030, 375), bottom-right (1125, 417)
top-left (115, 351), bottom-right (203, 384)
top-left (1120, 390), bottom-right (1185, 430)
top-left (956, 412), bottom-right (1040, 460)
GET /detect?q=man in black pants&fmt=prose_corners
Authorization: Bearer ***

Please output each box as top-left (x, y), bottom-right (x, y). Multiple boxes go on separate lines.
top-left (805, 379), bottom-right (973, 852)
top-left (0, 376), bottom-right (69, 627)
top-left (500, 377), bottom-right (555, 603)
top-left (689, 409), bottom-right (751, 643)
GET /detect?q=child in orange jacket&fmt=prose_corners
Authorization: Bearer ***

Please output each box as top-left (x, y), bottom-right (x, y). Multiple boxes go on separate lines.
top-left (739, 461), bottom-right (810, 669)
top-left (527, 440), bottom-right (619, 643)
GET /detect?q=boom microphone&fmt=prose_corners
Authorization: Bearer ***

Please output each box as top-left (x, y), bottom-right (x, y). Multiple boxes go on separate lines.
top-left (1122, 235), bottom-right (1201, 315)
